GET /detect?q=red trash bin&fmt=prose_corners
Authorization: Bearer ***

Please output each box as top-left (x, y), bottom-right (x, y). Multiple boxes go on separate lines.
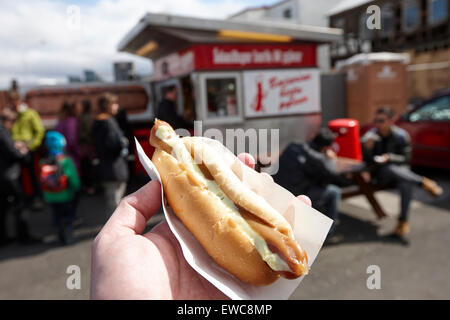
top-left (328, 118), bottom-right (362, 161)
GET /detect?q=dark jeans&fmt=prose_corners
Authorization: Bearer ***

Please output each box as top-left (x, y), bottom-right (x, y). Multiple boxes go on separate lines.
top-left (309, 184), bottom-right (341, 235)
top-left (80, 156), bottom-right (94, 189)
top-left (50, 202), bottom-right (75, 236)
top-left (0, 178), bottom-right (30, 242)
top-left (374, 164), bottom-right (423, 222)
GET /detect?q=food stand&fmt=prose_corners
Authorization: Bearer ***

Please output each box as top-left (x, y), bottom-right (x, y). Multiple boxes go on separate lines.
top-left (118, 13), bottom-right (342, 157)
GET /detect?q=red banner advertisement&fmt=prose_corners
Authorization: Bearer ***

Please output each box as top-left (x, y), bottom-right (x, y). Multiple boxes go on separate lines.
top-left (153, 43), bottom-right (318, 80)
top-left (194, 44), bottom-right (317, 70)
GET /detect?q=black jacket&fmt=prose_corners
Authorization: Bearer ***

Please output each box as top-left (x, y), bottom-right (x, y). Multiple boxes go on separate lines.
top-left (272, 142), bottom-right (349, 198)
top-left (156, 99), bottom-right (192, 130)
top-left (0, 124), bottom-right (24, 181)
top-left (362, 126), bottom-right (411, 165)
top-left (114, 108), bottom-right (130, 140)
top-left (92, 116), bottom-right (129, 182)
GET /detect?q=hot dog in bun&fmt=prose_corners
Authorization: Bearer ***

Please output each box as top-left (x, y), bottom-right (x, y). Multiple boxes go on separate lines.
top-left (149, 119), bottom-right (308, 285)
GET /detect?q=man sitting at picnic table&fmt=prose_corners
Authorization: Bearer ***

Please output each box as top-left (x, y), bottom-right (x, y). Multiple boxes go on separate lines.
top-left (361, 107), bottom-right (443, 239)
top-left (273, 128), bottom-right (352, 241)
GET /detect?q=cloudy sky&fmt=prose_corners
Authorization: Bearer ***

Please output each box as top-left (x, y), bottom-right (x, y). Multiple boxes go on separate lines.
top-left (0, 0), bottom-right (279, 89)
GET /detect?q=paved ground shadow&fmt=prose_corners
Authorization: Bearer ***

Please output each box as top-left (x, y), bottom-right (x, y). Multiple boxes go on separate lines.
top-left (323, 212), bottom-right (411, 247)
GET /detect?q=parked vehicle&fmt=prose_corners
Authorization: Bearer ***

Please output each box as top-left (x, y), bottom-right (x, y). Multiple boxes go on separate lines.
top-left (395, 88), bottom-right (450, 170)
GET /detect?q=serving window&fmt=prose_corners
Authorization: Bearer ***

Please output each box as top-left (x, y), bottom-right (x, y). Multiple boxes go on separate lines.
top-left (197, 72), bottom-right (243, 125)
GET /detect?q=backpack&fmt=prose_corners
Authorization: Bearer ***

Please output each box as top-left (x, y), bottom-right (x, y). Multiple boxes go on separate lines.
top-left (40, 156), bottom-right (68, 192)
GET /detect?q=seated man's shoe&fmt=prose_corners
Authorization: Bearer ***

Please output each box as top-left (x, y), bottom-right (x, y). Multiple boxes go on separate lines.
top-left (394, 220), bottom-right (410, 237)
top-left (422, 177), bottom-right (443, 197)
top-left (385, 221), bottom-right (411, 246)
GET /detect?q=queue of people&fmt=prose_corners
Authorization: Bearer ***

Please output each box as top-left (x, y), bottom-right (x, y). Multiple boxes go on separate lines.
top-left (0, 92), bottom-right (130, 246)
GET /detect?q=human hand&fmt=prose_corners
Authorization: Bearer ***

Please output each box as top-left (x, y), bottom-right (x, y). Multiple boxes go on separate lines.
top-left (14, 140), bottom-right (28, 155)
top-left (361, 171), bottom-right (371, 183)
top-left (325, 148), bottom-right (337, 160)
top-left (90, 153), bottom-right (311, 300)
top-left (374, 154), bottom-right (389, 164)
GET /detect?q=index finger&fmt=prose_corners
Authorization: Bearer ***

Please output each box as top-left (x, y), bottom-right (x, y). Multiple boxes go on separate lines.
top-left (237, 153), bottom-right (256, 169)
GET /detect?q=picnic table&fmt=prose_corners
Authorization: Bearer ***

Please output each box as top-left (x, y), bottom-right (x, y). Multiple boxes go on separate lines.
top-left (334, 157), bottom-right (387, 219)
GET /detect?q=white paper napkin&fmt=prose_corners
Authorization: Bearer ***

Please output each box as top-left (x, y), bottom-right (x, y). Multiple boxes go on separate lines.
top-left (135, 137), bottom-right (332, 300)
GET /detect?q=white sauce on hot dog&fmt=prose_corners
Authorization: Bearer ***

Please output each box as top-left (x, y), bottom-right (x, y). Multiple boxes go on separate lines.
top-left (156, 126), bottom-right (290, 272)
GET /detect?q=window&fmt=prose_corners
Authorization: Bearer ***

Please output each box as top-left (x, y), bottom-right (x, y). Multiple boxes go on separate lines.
top-left (428, 0), bottom-right (448, 25)
top-left (198, 72), bottom-right (243, 124)
top-left (409, 96), bottom-right (450, 122)
top-left (381, 3), bottom-right (395, 37)
top-left (332, 17), bottom-right (345, 29)
top-left (206, 78), bottom-right (238, 118)
top-left (283, 8), bottom-right (292, 19)
top-left (403, 0), bottom-right (420, 32)
top-left (359, 12), bottom-right (373, 40)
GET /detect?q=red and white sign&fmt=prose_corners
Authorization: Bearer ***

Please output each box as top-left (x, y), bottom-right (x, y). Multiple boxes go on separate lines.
top-left (194, 44), bottom-right (317, 70)
top-left (243, 69), bottom-right (320, 118)
top-left (153, 44), bottom-right (317, 80)
top-left (153, 48), bottom-right (195, 81)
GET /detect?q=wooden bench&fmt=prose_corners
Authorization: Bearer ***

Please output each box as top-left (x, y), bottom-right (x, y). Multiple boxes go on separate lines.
top-left (340, 176), bottom-right (388, 219)
top-left (334, 157), bottom-right (388, 219)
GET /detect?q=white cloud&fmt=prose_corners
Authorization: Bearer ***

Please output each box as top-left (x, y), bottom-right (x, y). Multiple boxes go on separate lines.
top-left (0, 0), bottom-right (269, 88)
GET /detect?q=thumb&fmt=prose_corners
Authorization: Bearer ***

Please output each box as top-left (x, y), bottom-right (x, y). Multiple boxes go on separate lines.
top-left (103, 180), bottom-right (162, 236)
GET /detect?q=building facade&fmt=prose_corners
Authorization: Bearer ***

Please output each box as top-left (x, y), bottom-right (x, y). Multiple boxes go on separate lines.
top-left (114, 62), bottom-right (136, 81)
top-left (228, 0), bottom-right (339, 71)
top-left (329, 0), bottom-right (450, 98)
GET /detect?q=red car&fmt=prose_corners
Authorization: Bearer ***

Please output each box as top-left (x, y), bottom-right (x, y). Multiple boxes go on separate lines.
top-left (395, 88), bottom-right (450, 170)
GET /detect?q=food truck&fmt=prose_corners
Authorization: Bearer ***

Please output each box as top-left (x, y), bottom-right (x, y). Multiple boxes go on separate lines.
top-left (118, 13), bottom-right (342, 168)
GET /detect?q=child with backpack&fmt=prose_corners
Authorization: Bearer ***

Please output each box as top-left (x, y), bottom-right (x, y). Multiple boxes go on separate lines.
top-left (40, 131), bottom-right (80, 245)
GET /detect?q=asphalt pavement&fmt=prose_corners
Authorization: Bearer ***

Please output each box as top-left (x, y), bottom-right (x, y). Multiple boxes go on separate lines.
top-left (0, 168), bottom-right (449, 300)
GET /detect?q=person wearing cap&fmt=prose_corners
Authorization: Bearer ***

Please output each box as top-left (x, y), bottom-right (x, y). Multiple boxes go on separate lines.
top-left (41, 131), bottom-right (80, 245)
top-left (273, 128), bottom-right (351, 239)
top-left (362, 106), bottom-right (442, 241)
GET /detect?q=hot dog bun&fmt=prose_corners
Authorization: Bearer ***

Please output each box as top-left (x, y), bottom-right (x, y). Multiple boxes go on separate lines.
top-left (153, 148), bottom-right (279, 285)
top-left (150, 119), bottom-right (308, 285)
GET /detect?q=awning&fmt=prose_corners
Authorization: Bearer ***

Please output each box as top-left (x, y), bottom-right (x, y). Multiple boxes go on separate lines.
top-left (117, 13), bottom-right (343, 60)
